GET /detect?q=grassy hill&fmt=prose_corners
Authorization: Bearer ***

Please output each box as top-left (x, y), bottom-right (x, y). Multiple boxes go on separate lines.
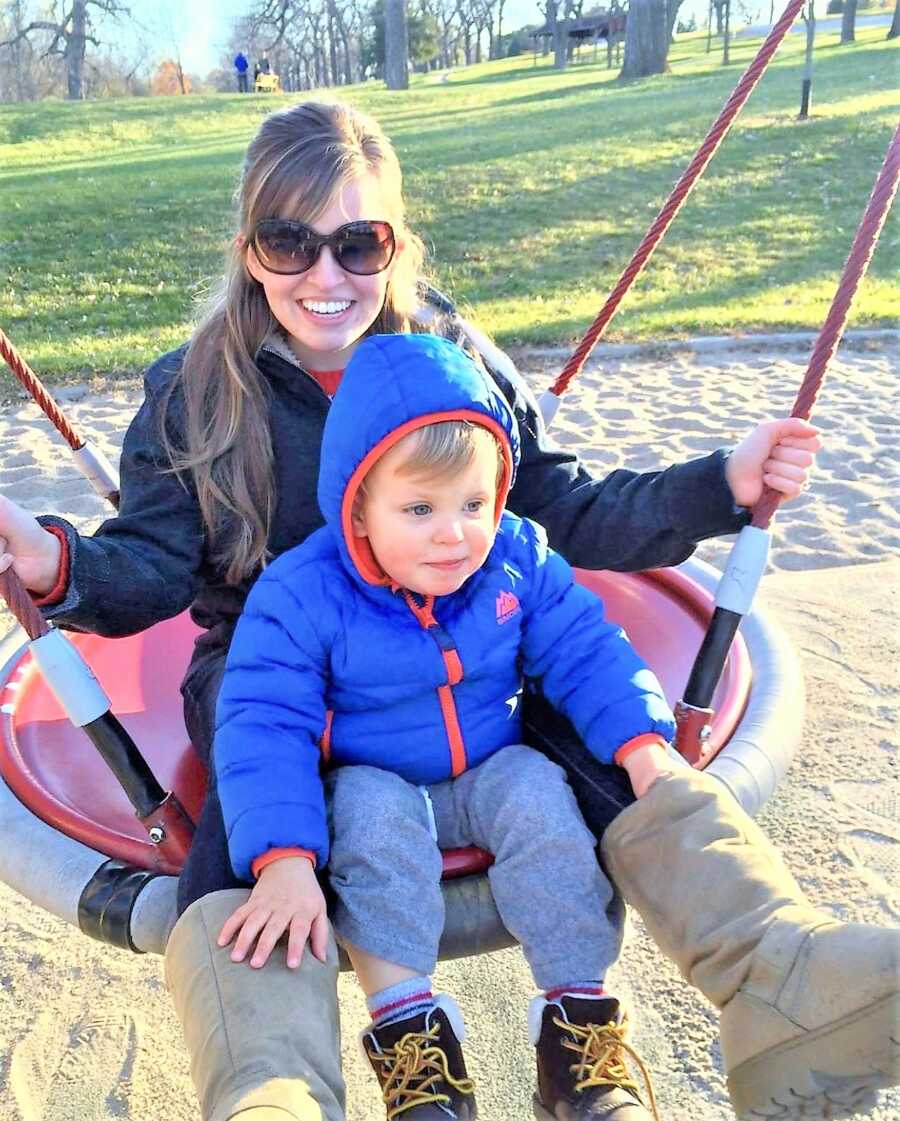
top-left (1, 24), bottom-right (897, 385)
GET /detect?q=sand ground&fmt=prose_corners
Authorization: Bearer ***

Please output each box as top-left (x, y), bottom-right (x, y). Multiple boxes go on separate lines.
top-left (0, 339), bottom-right (896, 1120)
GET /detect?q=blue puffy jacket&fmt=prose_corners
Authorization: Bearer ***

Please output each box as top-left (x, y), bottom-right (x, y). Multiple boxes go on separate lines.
top-left (215, 335), bottom-right (676, 879)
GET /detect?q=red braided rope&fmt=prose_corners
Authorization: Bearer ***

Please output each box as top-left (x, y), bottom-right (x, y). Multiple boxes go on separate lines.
top-left (0, 327), bottom-right (83, 451)
top-left (751, 123), bottom-right (900, 530)
top-left (0, 569), bottom-right (50, 640)
top-left (551, 0), bottom-right (806, 397)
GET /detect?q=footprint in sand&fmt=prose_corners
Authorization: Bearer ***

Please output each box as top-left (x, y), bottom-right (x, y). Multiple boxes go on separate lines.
top-left (10, 1010), bottom-right (137, 1121)
top-left (830, 779), bottom-right (900, 917)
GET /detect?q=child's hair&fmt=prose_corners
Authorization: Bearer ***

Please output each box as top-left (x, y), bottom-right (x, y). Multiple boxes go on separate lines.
top-left (165, 100), bottom-right (426, 584)
top-left (393, 422), bottom-right (505, 488)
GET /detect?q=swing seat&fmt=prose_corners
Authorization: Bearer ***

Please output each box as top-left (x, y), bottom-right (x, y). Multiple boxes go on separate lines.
top-left (0, 560), bottom-right (803, 958)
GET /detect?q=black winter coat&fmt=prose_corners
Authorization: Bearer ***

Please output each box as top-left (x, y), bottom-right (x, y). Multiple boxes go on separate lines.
top-left (40, 341), bottom-right (748, 743)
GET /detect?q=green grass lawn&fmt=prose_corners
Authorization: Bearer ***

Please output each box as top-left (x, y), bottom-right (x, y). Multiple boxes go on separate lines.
top-left (1, 25), bottom-right (897, 386)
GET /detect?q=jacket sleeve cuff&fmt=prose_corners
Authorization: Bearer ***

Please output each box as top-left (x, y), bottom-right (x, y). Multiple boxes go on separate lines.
top-left (614, 733), bottom-right (669, 767)
top-left (665, 449), bottom-right (751, 541)
top-left (30, 525), bottom-right (70, 608)
top-left (251, 846), bottom-right (317, 879)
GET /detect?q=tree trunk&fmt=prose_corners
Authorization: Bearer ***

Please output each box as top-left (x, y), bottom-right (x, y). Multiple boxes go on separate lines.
top-left (840, 0), bottom-right (858, 43)
top-left (343, 33), bottom-right (352, 84)
top-left (543, 0), bottom-right (558, 60)
top-left (889, 0), bottom-right (900, 38)
top-left (799, 2), bottom-right (815, 118)
top-left (553, 22), bottom-right (567, 67)
top-left (666, 0), bottom-right (684, 41)
top-left (384, 0), bottom-right (409, 88)
top-left (722, 0), bottom-right (731, 64)
top-left (620, 0), bottom-right (669, 78)
top-left (66, 0), bottom-right (87, 100)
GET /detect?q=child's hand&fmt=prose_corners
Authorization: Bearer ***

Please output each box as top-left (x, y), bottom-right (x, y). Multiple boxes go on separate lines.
top-left (217, 856), bottom-right (328, 969)
top-left (725, 418), bottom-right (821, 509)
top-left (621, 741), bottom-right (679, 798)
top-left (0, 496), bottom-right (62, 595)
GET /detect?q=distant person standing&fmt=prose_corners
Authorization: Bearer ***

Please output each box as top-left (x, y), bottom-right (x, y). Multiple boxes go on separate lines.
top-left (258, 53), bottom-right (271, 74)
top-left (233, 51), bottom-right (249, 93)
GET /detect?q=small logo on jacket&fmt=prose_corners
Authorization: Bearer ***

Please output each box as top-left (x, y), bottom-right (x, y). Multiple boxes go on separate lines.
top-left (495, 589), bottom-right (521, 624)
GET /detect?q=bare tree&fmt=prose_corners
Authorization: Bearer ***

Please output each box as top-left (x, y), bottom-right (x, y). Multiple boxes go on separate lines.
top-left (456, 0), bottom-right (477, 63)
top-left (0, 0), bottom-right (55, 99)
top-left (711, 0), bottom-right (725, 33)
top-left (840, 0), bottom-right (858, 43)
top-left (83, 44), bottom-right (148, 96)
top-left (0, 0), bottom-right (130, 99)
top-left (428, 0), bottom-right (460, 67)
top-left (471, 0), bottom-right (491, 61)
top-left (494, 0), bottom-right (507, 57)
top-left (888, 0), bottom-right (899, 38)
top-left (244, 0), bottom-right (360, 90)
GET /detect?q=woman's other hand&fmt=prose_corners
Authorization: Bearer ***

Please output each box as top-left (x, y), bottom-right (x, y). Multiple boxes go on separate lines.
top-left (726, 418), bottom-right (821, 509)
top-left (0, 496), bottom-right (62, 595)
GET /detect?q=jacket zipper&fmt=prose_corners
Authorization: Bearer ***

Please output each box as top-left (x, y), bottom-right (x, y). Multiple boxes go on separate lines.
top-left (402, 591), bottom-right (467, 777)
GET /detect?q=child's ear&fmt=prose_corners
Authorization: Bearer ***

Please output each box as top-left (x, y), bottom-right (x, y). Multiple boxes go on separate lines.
top-left (350, 493), bottom-right (368, 538)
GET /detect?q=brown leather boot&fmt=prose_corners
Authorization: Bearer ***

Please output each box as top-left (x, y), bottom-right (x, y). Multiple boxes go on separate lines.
top-left (362, 994), bottom-right (477, 1119)
top-left (531, 994), bottom-right (659, 1120)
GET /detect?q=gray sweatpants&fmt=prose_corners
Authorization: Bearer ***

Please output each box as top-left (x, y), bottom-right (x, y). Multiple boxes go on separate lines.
top-left (326, 744), bottom-right (624, 990)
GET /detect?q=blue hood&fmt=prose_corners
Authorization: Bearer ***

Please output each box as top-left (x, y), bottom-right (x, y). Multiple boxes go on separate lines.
top-left (317, 334), bottom-right (520, 586)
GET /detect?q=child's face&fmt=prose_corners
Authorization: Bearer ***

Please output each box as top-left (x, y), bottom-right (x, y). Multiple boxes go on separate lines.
top-left (246, 174), bottom-right (400, 372)
top-left (352, 433), bottom-right (499, 597)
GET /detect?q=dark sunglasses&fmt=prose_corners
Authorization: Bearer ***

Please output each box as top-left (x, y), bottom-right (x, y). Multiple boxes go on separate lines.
top-left (251, 218), bottom-right (396, 276)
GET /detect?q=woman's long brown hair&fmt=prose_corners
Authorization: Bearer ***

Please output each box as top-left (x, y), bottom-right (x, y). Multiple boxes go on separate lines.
top-left (163, 101), bottom-right (425, 585)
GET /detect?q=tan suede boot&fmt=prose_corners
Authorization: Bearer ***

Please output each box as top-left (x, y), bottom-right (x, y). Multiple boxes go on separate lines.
top-left (601, 769), bottom-right (899, 1120)
top-left (164, 889), bottom-right (345, 1121)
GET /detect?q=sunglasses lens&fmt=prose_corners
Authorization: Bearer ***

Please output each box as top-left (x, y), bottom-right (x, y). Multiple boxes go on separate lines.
top-left (334, 221), bottom-right (396, 276)
top-left (252, 220), bottom-right (396, 276)
top-left (253, 221), bottom-right (316, 273)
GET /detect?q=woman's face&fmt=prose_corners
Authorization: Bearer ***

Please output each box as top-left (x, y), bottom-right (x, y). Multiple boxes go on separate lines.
top-left (245, 174), bottom-right (402, 372)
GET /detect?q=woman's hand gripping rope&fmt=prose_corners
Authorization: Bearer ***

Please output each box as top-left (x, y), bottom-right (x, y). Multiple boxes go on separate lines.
top-left (0, 495), bottom-right (62, 597)
top-left (725, 417), bottom-right (821, 509)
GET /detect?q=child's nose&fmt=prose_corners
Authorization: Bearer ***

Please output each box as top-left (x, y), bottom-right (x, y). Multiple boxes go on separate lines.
top-left (434, 517), bottom-right (464, 544)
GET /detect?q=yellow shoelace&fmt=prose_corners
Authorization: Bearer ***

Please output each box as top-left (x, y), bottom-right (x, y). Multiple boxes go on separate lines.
top-left (367, 1022), bottom-right (476, 1120)
top-left (554, 1014), bottom-right (661, 1121)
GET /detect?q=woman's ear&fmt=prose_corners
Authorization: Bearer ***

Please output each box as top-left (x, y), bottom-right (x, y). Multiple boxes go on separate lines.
top-left (350, 493), bottom-right (368, 538)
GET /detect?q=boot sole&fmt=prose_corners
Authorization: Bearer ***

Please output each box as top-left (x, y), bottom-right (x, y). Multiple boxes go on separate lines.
top-left (728, 991), bottom-right (900, 1120)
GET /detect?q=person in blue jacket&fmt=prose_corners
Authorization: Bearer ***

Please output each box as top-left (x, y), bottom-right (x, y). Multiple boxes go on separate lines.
top-left (213, 332), bottom-right (680, 1120)
top-left (233, 51), bottom-right (249, 93)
